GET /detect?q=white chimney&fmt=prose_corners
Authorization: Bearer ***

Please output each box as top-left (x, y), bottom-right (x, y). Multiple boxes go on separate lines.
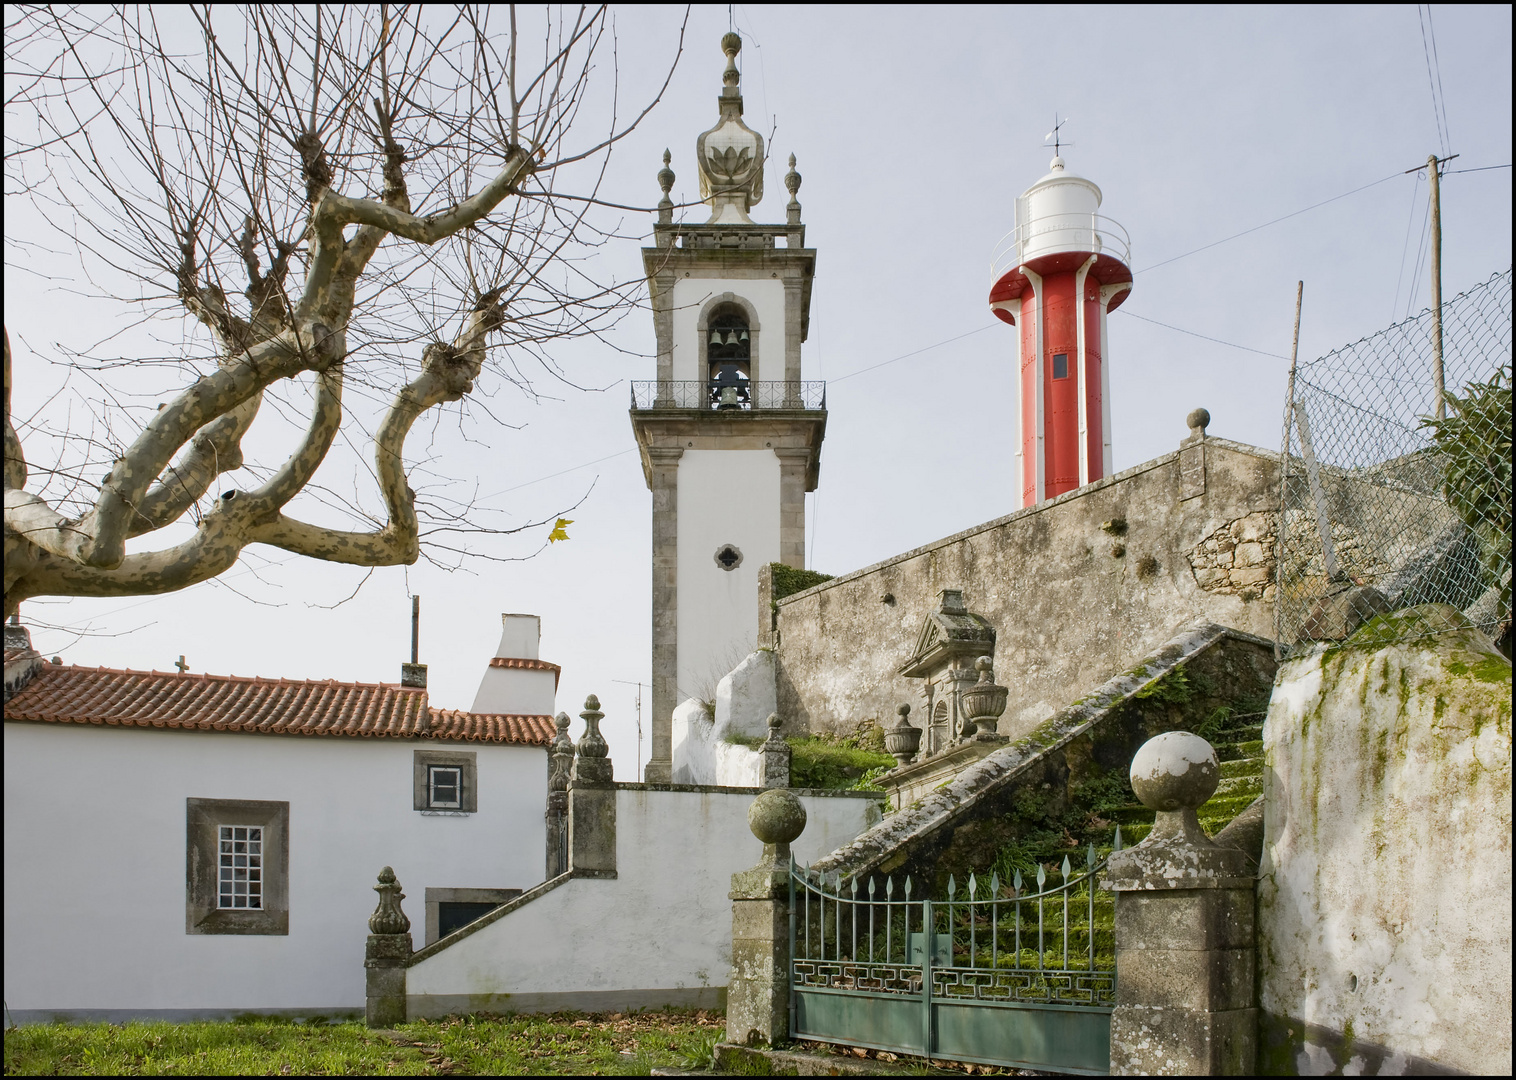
top-left (469, 613), bottom-right (558, 716)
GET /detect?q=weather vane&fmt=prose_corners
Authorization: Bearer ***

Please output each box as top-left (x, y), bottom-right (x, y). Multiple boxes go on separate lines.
top-left (1044, 114), bottom-right (1073, 157)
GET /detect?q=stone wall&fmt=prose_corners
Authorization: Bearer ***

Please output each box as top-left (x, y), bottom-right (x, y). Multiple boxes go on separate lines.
top-left (1258, 606), bottom-right (1512, 1075)
top-left (774, 435), bottom-right (1281, 739)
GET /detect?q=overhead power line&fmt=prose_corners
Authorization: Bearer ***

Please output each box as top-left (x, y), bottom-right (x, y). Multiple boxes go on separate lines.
top-left (1136, 171), bottom-right (1403, 274)
top-left (1115, 309), bottom-right (1290, 360)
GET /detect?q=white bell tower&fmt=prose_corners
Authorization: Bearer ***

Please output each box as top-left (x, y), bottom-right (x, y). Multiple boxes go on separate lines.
top-left (632, 31), bottom-right (825, 783)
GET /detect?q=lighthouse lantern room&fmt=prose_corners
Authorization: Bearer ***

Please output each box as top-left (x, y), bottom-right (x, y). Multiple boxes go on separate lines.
top-left (988, 156), bottom-right (1132, 507)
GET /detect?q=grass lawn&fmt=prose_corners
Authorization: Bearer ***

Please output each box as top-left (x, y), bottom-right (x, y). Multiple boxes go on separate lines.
top-left (3, 1009), bottom-right (724, 1076)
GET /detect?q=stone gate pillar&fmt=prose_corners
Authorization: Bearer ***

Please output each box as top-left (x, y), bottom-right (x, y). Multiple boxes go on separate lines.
top-left (568, 695), bottom-right (617, 875)
top-left (1103, 731), bottom-right (1256, 1075)
top-left (365, 866), bottom-right (413, 1028)
top-left (727, 787), bottom-right (807, 1047)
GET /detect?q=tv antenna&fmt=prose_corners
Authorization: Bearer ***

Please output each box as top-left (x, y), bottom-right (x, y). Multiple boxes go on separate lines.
top-left (611, 679), bottom-right (646, 782)
top-left (1044, 114), bottom-right (1074, 157)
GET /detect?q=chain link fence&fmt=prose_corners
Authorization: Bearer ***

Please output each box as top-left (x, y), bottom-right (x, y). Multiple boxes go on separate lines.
top-left (1276, 268), bottom-right (1512, 652)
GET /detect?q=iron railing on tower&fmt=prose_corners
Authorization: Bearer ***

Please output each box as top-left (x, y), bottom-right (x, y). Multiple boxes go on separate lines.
top-left (630, 380), bottom-right (826, 411)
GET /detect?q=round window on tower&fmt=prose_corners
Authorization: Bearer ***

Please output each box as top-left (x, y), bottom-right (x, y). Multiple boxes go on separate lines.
top-left (714, 544), bottom-right (744, 571)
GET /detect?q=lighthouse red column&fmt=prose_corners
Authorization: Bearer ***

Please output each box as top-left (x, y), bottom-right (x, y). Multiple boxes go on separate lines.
top-left (991, 157), bottom-right (1131, 507)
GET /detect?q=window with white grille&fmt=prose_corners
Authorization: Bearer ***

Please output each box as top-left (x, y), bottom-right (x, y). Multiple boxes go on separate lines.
top-left (428, 765), bottom-right (462, 809)
top-left (218, 825), bottom-right (263, 909)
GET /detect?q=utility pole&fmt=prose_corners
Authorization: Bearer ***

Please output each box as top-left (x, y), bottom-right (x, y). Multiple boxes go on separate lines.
top-left (1428, 153), bottom-right (1445, 420)
top-left (1407, 153), bottom-right (1458, 418)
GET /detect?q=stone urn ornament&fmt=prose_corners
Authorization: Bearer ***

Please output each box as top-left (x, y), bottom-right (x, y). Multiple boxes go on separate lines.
top-left (884, 703), bottom-right (922, 768)
top-left (960, 656), bottom-right (1009, 741)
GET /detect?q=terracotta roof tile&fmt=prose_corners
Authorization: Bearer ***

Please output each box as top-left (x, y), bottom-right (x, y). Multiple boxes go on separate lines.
top-left (4, 664), bottom-right (554, 746)
top-left (487, 656), bottom-right (562, 688)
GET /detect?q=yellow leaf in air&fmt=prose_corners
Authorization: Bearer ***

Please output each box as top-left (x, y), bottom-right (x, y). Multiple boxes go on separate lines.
top-left (548, 518), bottom-right (573, 543)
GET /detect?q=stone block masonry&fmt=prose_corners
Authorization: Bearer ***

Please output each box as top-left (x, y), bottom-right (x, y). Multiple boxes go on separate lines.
top-left (772, 434), bottom-right (1282, 743)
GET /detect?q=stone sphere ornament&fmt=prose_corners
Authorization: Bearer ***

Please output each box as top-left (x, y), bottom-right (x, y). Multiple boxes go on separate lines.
top-left (748, 787), bottom-right (807, 846)
top-left (1129, 730), bottom-right (1220, 812)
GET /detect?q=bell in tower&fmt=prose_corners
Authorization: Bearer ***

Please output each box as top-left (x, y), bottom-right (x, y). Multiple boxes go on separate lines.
top-left (630, 32), bottom-right (826, 783)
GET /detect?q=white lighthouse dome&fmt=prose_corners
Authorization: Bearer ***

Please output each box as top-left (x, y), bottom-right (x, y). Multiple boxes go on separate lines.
top-left (1016, 156), bottom-right (1116, 266)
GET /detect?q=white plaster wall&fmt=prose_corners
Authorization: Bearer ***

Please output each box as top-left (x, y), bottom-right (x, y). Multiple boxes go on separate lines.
top-left (407, 787), bottom-right (880, 1001)
top-left (470, 667), bottom-right (556, 716)
top-left (676, 450), bottom-right (780, 702)
top-left (1258, 625), bottom-right (1512, 1074)
top-left (3, 723), bottom-right (547, 1014)
top-left (669, 278), bottom-right (786, 383)
top-left (670, 698), bottom-right (762, 787)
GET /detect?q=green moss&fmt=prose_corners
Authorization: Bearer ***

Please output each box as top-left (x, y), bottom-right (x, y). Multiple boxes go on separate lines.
top-left (769, 563), bottom-right (834, 603)
top-left (786, 734), bottom-right (894, 790)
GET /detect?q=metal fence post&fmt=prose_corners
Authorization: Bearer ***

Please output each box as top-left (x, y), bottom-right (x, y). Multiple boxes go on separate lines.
top-left (921, 897), bottom-right (934, 1060)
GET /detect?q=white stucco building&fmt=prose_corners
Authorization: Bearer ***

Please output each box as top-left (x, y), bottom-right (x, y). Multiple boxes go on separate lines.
top-left (3, 615), bottom-right (560, 1021)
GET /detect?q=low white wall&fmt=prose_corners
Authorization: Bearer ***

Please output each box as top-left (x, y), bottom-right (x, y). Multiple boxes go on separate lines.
top-left (3, 723), bottom-right (547, 1018)
top-left (1258, 614), bottom-right (1512, 1074)
top-left (671, 700), bottom-right (762, 786)
top-left (406, 786), bottom-right (881, 1013)
top-left (671, 650), bottom-right (776, 786)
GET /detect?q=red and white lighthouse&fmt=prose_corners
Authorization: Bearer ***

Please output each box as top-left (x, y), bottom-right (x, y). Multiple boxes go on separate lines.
top-left (989, 156), bottom-right (1132, 507)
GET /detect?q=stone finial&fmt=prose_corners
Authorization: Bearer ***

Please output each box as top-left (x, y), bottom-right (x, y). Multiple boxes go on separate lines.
top-left (368, 866), bottom-right (411, 935)
top-left (761, 712), bottom-right (791, 789)
top-left (577, 695), bottom-right (607, 757)
top-left (784, 154), bottom-right (801, 203)
top-left (657, 149), bottom-right (675, 225)
top-left (1187, 408), bottom-right (1211, 438)
top-left (884, 703), bottom-right (922, 768)
top-left (1130, 730), bottom-right (1219, 812)
top-left (549, 711), bottom-right (575, 793)
top-left (747, 787), bottom-right (807, 866)
top-left (720, 31), bottom-right (742, 86)
top-left (696, 30), bottom-right (762, 223)
top-left (572, 694), bottom-right (614, 784)
top-left (1104, 731), bottom-right (1247, 889)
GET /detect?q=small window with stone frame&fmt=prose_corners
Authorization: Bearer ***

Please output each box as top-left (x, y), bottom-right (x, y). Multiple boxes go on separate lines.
top-left (428, 765), bottom-right (463, 809)
top-left (413, 749), bottom-right (478, 813)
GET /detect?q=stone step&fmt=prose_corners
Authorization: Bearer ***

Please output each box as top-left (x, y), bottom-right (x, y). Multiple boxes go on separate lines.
top-left (1218, 756), bottom-right (1263, 779)
top-left (1214, 774), bottom-right (1262, 800)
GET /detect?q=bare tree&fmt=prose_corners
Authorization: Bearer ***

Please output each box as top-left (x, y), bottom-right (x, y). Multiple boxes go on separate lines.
top-left (3, 4), bottom-right (682, 618)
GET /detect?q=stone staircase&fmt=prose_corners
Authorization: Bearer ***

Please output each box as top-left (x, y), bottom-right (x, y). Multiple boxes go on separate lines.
top-left (1113, 711), bottom-right (1266, 845)
top-left (809, 623), bottom-right (1279, 890)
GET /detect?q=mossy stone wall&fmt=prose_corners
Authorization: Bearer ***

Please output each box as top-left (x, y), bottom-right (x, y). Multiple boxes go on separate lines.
top-left (1258, 606), bottom-right (1512, 1074)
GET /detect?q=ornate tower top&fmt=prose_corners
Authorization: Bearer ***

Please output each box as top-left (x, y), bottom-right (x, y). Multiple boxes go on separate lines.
top-left (695, 32), bottom-right (764, 224)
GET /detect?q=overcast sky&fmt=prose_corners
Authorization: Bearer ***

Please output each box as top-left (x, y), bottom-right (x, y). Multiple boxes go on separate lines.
top-left (7, 5), bottom-right (1511, 778)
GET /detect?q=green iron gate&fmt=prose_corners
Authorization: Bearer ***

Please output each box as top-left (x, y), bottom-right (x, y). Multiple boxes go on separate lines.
top-left (789, 836), bottom-right (1119, 1075)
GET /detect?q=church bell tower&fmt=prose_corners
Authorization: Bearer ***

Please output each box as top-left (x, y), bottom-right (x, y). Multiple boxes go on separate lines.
top-left (632, 32), bottom-right (825, 783)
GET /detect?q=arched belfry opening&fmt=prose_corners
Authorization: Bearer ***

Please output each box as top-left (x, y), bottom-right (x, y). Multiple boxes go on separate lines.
top-left (707, 304), bottom-right (751, 408)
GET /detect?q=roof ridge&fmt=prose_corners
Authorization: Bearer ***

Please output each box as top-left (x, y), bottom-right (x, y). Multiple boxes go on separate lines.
top-left (36, 663), bottom-right (428, 693)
